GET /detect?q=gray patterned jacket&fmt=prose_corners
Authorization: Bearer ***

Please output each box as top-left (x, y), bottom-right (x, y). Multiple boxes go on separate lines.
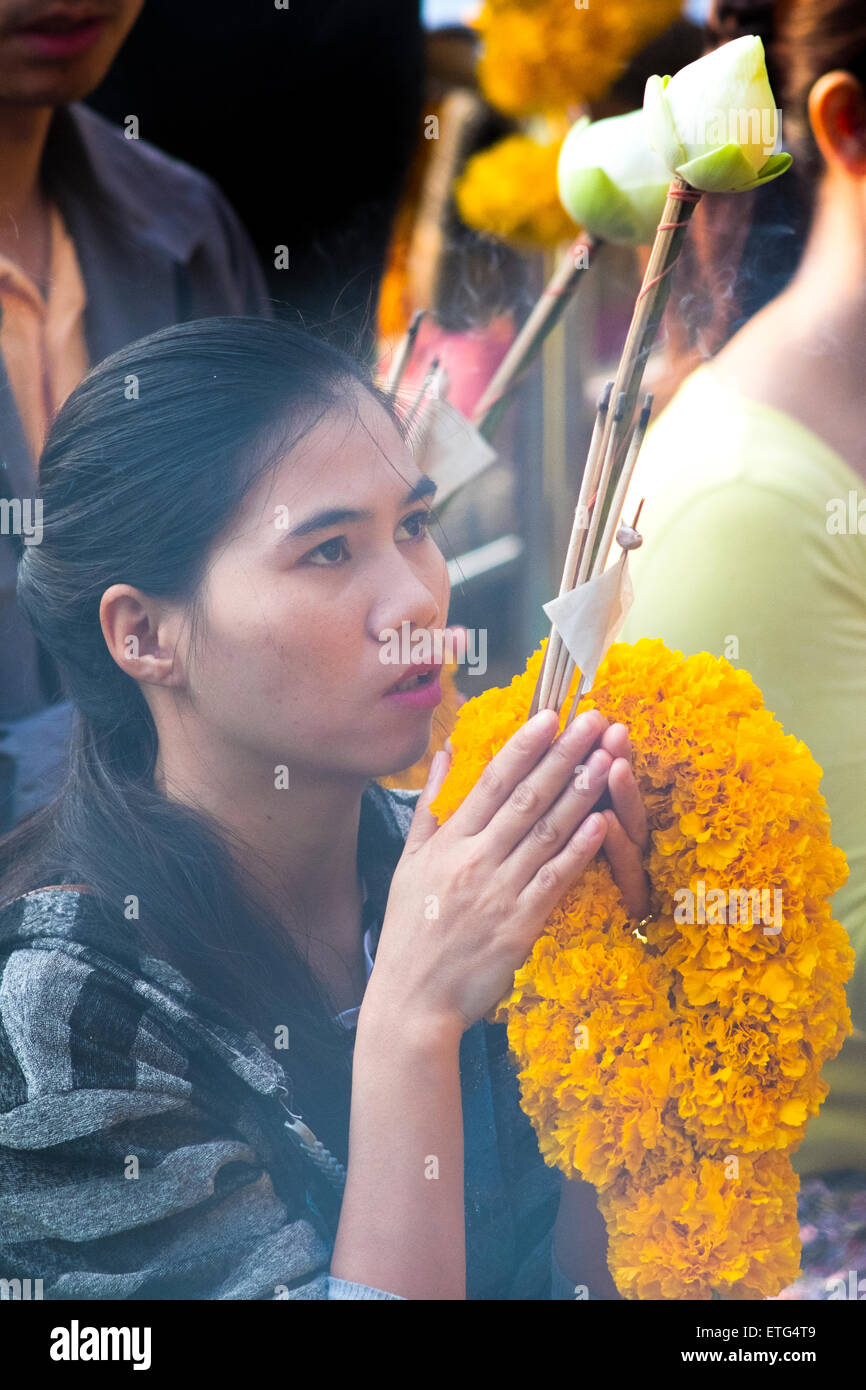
top-left (0, 782), bottom-right (575, 1300)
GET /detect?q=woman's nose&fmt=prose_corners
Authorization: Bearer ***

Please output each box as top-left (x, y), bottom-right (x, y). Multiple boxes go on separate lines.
top-left (371, 589), bottom-right (441, 643)
top-left (368, 560), bottom-right (445, 642)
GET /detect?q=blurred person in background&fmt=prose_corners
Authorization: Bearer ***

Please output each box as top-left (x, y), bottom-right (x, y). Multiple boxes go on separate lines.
top-left (88, 0), bottom-right (425, 358)
top-left (639, 0), bottom-right (812, 410)
top-left (621, 0), bottom-right (866, 1295)
top-left (0, 0), bottom-right (269, 833)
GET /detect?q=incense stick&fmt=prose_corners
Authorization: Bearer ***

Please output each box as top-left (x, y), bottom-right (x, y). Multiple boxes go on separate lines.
top-left (532, 385), bottom-right (617, 713)
top-left (587, 392), bottom-right (653, 580)
top-left (562, 381), bottom-right (614, 589)
top-left (529, 380), bottom-right (613, 716)
top-left (539, 178), bottom-right (699, 721)
top-left (543, 393), bottom-right (627, 711)
top-left (385, 309), bottom-right (426, 398)
top-left (402, 355), bottom-right (440, 434)
top-left (586, 177), bottom-right (700, 493)
top-left (472, 233), bottom-right (596, 443)
top-left (554, 400), bottom-right (652, 716)
top-left (560, 503), bottom-right (643, 729)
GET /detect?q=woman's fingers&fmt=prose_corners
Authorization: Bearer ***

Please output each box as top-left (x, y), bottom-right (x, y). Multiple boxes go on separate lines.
top-left (598, 724), bottom-right (648, 849)
top-left (518, 811), bottom-right (607, 914)
top-left (502, 746), bottom-right (612, 885)
top-left (448, 707), bottom-right (608, 841)
top-left (608, 756), bottom-right (649, 849)
top-left (479, 710), bottom-right (609, 858)
top-left (599, 721), bottom-right (631, 762)
top-left (602, 808), bottom-right (650, 919)
top-left (448, 709), bottom-right (560, 837)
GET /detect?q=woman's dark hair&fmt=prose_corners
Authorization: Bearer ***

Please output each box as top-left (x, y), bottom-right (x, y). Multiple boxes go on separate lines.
top-left (776, 0), bottom-right (866, 182)
top-left (0, 316), bottom-right (406, 1161)
top-left (665, 0), bottom-right (866, 386)
top-left (710, 0), bottom-right (866, 183)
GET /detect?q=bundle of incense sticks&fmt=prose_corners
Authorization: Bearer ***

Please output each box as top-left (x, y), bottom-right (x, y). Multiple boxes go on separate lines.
top-left (384, 231), bottom-right (595, 438)
top-left (384, 309), bottom-right (426, 397)
top-left (383, 173), bottom-right (701, 717)
top-left (530, 388), bottom-right (652, 719)
top-left (470, 231), bottom-right (595, 441)
top-left (531, 174), bottom-right (702, 718)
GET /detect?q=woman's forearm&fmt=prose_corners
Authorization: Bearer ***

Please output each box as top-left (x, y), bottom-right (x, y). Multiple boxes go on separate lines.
top-left (330, 1001), bottom-right (467, 1300)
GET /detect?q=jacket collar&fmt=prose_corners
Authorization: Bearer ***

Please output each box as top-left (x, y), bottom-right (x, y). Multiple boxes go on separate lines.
top-left (40, 104), bottom-right (199, 360)
top-left (0, 104), bottom-right (197, 526)
top-left (43, 103), bottom-right (205, 264)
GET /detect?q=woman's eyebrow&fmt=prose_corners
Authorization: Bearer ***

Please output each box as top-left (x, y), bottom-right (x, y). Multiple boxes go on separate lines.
top-left (284, 476), bottom-right (437, 539)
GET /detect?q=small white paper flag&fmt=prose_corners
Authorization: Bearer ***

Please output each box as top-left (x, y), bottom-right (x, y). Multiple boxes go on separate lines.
top-left (542, 556), bottom-right (635, 692)
top-left (415, 397), bottom-right (497, 506)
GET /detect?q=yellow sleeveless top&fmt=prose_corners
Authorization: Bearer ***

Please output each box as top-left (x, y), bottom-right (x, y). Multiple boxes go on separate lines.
top-left (621, 363), bottom-right (866, 1177)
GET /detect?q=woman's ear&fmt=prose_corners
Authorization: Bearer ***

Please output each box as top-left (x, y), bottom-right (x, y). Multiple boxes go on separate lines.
top-left (99, 584), bottom-right (186, 689)
top-left (809, 70), bottom-right (866, 177)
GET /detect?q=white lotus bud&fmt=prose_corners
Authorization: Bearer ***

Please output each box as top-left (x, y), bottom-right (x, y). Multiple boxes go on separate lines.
top-left (643, 35), bottom-right (792, 193)
top-left (558, 109), bottom-right (672, 245)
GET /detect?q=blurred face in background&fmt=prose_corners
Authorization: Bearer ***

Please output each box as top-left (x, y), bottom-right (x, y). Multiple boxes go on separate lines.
top-left (0, 0), bottom-right (143, 106)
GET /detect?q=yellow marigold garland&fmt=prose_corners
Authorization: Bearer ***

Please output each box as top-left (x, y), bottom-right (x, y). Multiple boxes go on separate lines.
top-left (474, 0), bottom-right (686, 117)
top-left (430, 638), bottom-right (853, 1298)
top-left (451, 0), bottom-right (684, 249)
top-left (455, 134), bottom-right (575, 250)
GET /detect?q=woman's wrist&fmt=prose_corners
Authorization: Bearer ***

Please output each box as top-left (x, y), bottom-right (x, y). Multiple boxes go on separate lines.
top-left (356, 987), bottom-right (465, 1057)
top-left (336, 983), bottom-right (468, 1299)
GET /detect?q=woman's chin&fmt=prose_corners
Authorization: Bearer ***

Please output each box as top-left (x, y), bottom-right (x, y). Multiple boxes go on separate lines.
top-left (372, 727), bottom-right (433, 780)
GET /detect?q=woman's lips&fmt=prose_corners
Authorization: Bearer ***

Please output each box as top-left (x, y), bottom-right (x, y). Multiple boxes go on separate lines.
top-left (382, 668), bottom-right (443, 710)
top-left (14, 15), bottom-right (108, 59)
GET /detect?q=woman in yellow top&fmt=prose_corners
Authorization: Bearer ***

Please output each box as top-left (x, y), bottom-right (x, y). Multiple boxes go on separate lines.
top-left (622, 0), bottom-right (866, 1296)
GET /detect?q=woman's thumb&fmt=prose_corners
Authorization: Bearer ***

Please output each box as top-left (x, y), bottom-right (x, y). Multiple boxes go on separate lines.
top-left (404, 745), bottom-right (451, 849)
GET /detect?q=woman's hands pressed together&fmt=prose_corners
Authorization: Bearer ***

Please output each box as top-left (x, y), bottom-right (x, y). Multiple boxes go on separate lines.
top-left (366, 706), bottom-right (650, 1038)
top-left (338, 706), bottom-right (649, 1300)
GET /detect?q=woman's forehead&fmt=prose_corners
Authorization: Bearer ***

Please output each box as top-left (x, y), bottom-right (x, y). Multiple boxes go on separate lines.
top-left (295, 388), bottom-right (406, 465)
top-left (236, 392), bottom-right (423, 531)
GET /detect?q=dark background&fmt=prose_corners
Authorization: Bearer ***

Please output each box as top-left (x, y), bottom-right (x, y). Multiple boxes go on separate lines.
top-left (89, 0), bottom-right (426, 358)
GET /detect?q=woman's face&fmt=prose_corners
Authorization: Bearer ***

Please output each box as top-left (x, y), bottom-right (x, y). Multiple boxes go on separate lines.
top-left (179, 387), bottom-right (451, 782)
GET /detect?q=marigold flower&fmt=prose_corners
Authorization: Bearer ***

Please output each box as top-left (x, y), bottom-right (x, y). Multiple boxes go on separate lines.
top-left (455, 135), bottom-right (575, 249)
top-left (431, 638), bottom-right (853, 1297)
top-left (474, 0), bottom-right (686, 117)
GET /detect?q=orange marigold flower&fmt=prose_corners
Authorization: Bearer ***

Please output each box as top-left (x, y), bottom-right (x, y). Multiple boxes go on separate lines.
top-left (598, 1151), bottom-right (802, 1300)
top-left (455, 134), bottom-right (576, 249)
top-left (473, 0), bottom-right (686, 117)
top-left (431, 638), bottom-right (853, 1297)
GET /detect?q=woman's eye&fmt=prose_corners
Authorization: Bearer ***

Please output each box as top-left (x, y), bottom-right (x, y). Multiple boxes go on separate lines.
top-left (305, 536), bottom-right (350, 567)
top-left (396, 509), bottom-right (431, 542)
top-left (302, 511), bottom-right (430, 565)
